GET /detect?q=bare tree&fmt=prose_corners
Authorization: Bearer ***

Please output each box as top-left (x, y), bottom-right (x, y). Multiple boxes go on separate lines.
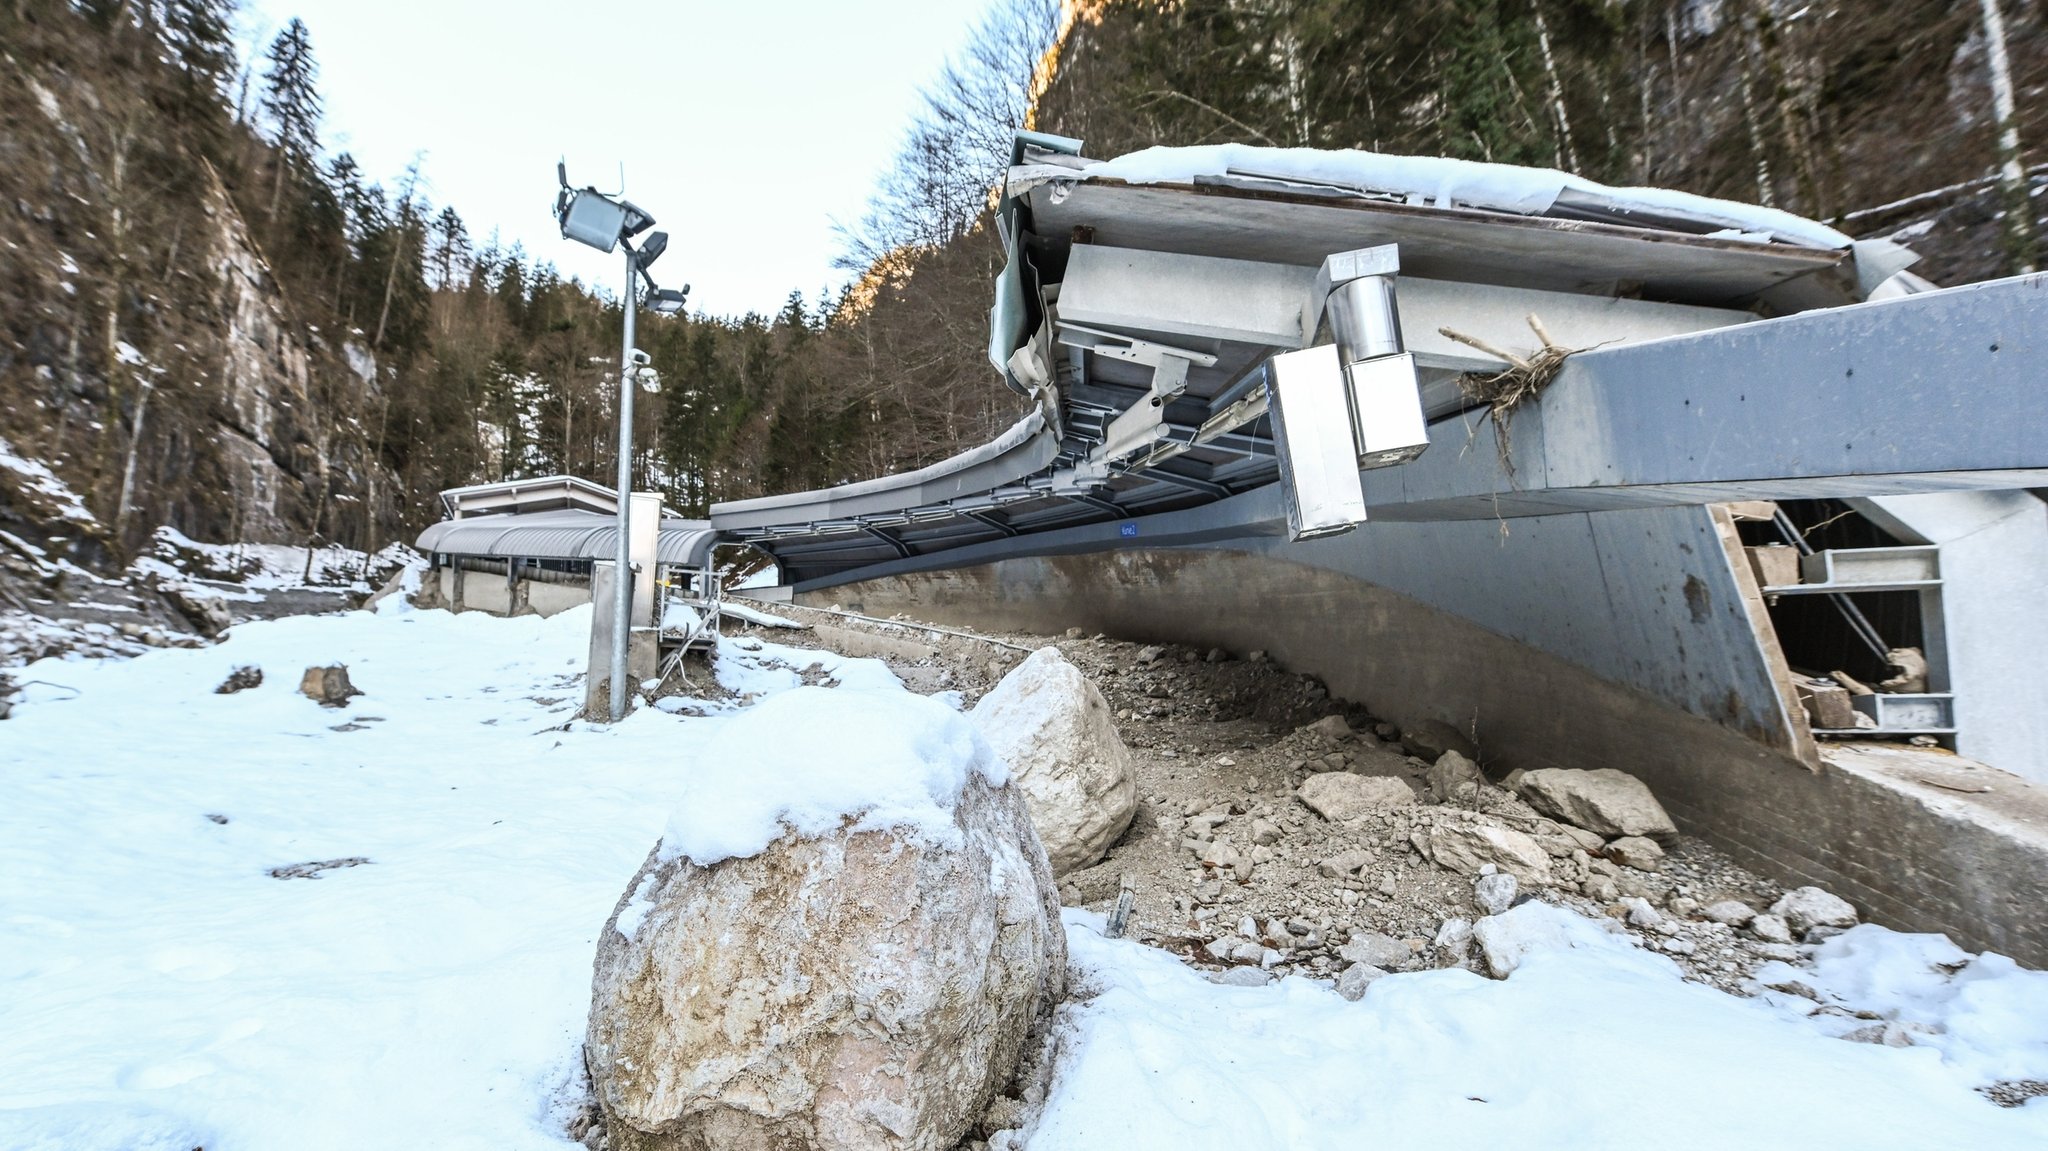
top-left (1978, 0), bottom-right (2037, 273)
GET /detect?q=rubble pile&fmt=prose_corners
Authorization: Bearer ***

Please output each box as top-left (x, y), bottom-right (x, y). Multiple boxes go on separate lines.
top-left (764, 613), bottom-right (1854, 1001)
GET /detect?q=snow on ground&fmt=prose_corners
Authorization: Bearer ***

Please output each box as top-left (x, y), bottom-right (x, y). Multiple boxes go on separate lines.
top-left (132, 527), bottom-right (415, 594)
top-left (1038, 908), bottom-right (2048, 1149)
top-left (0, 436), bottom-right (96, 525)
top-left (2, 603), bottom-right (2043, 1149)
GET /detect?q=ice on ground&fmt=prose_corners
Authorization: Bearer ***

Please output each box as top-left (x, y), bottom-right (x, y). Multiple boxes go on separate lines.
top-left (1028, 909), bottom-right (2047, 1149)
top-left (655, 684), bottom-right (1007, 868)
top-left (1077, 144), bottom-right (1855, 250)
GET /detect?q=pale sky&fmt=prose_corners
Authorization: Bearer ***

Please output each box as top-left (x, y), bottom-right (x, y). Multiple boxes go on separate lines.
top-left (241, 0), bottom-right (997, 318)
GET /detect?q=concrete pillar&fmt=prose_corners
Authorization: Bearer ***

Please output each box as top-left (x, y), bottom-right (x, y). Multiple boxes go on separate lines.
top-left (630, 492), bottom-right (661, 627)
top-left (585, 560), bottom-right (661, 716)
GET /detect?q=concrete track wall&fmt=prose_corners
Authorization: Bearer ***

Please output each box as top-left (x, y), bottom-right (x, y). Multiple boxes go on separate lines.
top-left (818, 546), bottom-right (2048, 965)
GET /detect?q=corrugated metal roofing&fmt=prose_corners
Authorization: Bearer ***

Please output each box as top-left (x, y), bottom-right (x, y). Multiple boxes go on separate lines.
top-left (416, 511), bottom-right (718, 568)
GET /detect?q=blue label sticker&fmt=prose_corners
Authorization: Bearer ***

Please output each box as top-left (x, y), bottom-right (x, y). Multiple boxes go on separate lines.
top-left (1119, 522), bottom-right (1138, 538)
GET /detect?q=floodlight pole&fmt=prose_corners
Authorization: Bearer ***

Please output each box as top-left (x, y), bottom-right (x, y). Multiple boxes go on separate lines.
top-left (609, 246), bottom-right (638, 721)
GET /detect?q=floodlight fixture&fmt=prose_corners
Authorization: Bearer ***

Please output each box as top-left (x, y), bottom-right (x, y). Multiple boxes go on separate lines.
top-left (637, 231), bottom-right (669, 270)
top-left (647, 287), bottom-right (690, 315)
top-left (617, 200), bottom-right (655, 239)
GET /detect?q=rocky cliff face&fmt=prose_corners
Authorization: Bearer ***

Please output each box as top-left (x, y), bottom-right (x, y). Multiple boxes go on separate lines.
top-left (0, 20), bottom-right (399, 570)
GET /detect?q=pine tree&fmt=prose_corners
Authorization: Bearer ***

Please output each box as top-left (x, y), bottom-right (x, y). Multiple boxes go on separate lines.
top-left (162, 0), bottom-right (234, 94)
top-left (430, 206), bottom-right (472, 290)
top-left (260, 18), bottom-right (321, 221)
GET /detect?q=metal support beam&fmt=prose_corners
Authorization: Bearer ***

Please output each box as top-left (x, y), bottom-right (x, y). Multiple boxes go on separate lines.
top-left (772, 274), bottom-right (2048, 589)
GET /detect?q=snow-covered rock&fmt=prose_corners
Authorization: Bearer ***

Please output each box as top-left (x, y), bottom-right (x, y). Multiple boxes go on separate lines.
top-left (1471, 901), bottom-right (1631, 978)
top-left (971, 646), bottom-right (1137, 877)
top-left (1515, 768), bottom-right (1678, 843)
top-left (1772, 886), bottom-right (1859, 937)
top-left (587, 688), bottom-right (1065, 1151)
top-left (1297, 772), bottom-right (1415, 820)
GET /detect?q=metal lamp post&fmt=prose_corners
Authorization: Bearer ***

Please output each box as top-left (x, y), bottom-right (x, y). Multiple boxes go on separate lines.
top-left (555, 165), bottom-right (689, 720)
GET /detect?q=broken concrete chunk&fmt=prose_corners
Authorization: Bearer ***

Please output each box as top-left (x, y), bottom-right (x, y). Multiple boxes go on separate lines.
top-left (1770, 886), bottom-right (1859, 936)
top-left (1515, 768), bottom-right (1678, 843)
top-left (1606, 835), bottom-right (1667, 872)
top-left (298, 664), bottom-right (362, 708)
top-left (1297, 772), bottom-right (1415, 821)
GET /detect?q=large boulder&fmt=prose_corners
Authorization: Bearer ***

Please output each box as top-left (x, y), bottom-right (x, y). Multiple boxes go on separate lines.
top-left (1514, 768), bottom-right (1678, 843)
top-left (588, 687), bottom-right (1066, 1151)
top-left (1411, 811), bottom-right (1553, 886)
top-left (970, 647), bottom-right (1137, 877)
top-left (1297, 772), bottom-right (1415, 821)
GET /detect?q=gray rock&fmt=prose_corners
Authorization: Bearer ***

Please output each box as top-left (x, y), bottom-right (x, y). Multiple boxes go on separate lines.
top-left (1701, 900), bottom-right (1757, 927)
top-left (1620, 897), bottom-right (1662, 928)
top-left (1606, 835), bottom-right (1666, 872)
top-left (1434, 918), bottom-right (1473, 951)
top-left (298, 664), bottom-right (362, 708)
top-left (1402, 719), bottom-right (1478, 762)
top-left (1305, 714), bottom-right (1356, 743)
top-left (1414, 812), bottom-right (1553, 886)
top-left (1515, 768), bottom-right (1678, 843)
top-left (1580, 875), bottom-right (1619, 903)
top-left (1750, 913), bottom-right (1794, 944)
top-left (1667, 896), bottom-right (1699, 918)
top-left (1297, 772), bottom-right (1415, 821)
top-left (1426, 750), bottom-right (1486, 804)
top-left (971, 648), bottom-right (1138, 877)
top-left (215, 664), bottom-right (263, 694)
top-left (1249, 817), bottom-right (1283, 846)
top-left (1474, 871), bottom-right (1519, 916)
top-left (1769, 887), bottom-right (1858, 936)
top-left (586, 769), bottom-right (1063, 1151)
top-left (1209, 966), bottom-right (1272, 987)
top-left (1335, 963), bottom-right (1389, 1001)
top-left (1338, 931), bottom-right (1411, 969)
top-left (1135, 645), bottom-right (1165, 665)
top-left (1317, 848), bottom-right (1374, 879)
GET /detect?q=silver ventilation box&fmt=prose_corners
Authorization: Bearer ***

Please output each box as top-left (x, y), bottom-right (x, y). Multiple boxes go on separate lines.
top-left (1265, 344), bottom-right (1369, 540)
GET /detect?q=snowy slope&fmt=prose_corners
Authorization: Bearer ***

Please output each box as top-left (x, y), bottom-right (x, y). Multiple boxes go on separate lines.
top-left (1, 604), bottom-right (2042, 1149)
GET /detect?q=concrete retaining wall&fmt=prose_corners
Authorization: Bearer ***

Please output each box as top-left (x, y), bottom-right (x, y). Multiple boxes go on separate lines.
top-left (818, 546), bottom-right (2048, 965)
top-left (424, 564), bottom-right (591, 619)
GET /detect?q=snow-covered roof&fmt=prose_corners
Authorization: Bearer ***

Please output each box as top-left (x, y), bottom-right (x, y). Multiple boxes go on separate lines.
top-left (1019, 143), bottom-right (1853, 251)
